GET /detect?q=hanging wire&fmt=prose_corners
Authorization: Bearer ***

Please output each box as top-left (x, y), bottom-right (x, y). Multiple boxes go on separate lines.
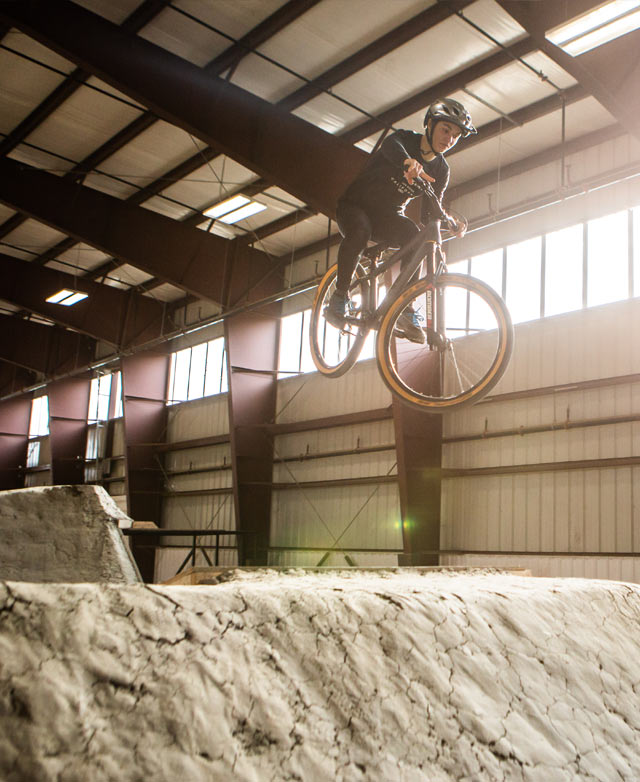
top-left (0, 43), bottom-right (146, 111)
top-left (166, 3), bottom-right (395, 130)
top-left (443, 3), bottom-right (563, 91)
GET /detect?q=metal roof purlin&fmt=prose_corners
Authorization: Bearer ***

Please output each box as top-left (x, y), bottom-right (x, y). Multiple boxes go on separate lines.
top-left (0, 251), bottom-right (166, 348)
top-left (0, 0), bottom-right (367, 217)
top-left (496, 0), bottom-right (640, 142)
top-left (0, 315), bottom-right (95, 375)
top-left (0, 158), bottom-right (275, 307)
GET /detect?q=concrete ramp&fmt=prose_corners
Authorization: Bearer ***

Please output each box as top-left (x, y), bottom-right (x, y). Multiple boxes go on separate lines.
top-left (1, 570), bottom-right (639, 781)
top-left (0, 485), bottom-right (140, 583)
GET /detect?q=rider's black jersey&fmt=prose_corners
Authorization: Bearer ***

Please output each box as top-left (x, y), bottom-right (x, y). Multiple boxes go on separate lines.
top-left (340, 129), bottom-right (450, 222)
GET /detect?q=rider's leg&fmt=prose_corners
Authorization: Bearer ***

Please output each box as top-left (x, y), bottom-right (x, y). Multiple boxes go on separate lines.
top-left (371, 214), bottom-right (425, 343)
top-left (335, 201), bottom-right (372, 293)
top-left (326, 202), bottom-right (372, 324)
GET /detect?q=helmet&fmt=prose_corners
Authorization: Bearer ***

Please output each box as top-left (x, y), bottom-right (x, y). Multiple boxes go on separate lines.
top-left (424, 98), bottom-right (477, 138)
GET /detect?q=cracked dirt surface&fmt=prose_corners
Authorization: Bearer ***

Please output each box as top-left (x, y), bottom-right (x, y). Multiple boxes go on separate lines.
top-left (1, 569), bottom-right (640, 781)
top-left (0, 486), bottom-right (140, 584)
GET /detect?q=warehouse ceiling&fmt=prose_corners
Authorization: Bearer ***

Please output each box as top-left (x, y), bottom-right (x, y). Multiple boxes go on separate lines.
top-left (0, 0), bottom-right (639, 397)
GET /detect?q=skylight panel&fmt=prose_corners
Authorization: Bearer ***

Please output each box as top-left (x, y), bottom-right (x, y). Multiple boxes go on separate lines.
top-left (45, 289), bottom-right (88, 306)
top-left (546, 0), bottom-right (640, 55)
top-left (203, 195), bottom-right (250, 218)
top-left (218, 201), bottom-right (267, 224)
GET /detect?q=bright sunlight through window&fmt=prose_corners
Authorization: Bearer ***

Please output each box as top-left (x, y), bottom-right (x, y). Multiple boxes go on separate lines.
top-left (167, 337), bottom-right (228, 405)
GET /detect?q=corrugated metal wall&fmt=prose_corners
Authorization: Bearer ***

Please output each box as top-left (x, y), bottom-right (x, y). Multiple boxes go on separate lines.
top-left (156, 394), bottom-right (236, 581)
top-left (269, 357), bottom-right (402, 567)
top-left (441, 297), bottom-right (640, 582)
top-left (106, 419), bottom-right (126, 509)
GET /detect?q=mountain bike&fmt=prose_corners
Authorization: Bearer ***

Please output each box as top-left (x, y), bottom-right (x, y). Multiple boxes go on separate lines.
top-left (309, 179), bottom-right (514, 411)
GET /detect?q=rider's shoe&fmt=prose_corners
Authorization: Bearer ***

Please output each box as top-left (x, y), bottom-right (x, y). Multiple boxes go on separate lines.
top-left (395, 305), bottom-right (426, 344)
top-left (325, 290), bottom-right (350, 327)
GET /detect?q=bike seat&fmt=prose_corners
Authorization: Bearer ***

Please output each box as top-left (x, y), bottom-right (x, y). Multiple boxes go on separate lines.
top-left (362, 242), bottom-right (398, 261)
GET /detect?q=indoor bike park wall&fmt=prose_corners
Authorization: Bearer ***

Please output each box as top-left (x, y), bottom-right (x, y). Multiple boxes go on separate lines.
top-left (269, 348), bottom-right (402, 569)
top-left (269, 294), bottom-right (640, 581)
top-left (439, 293), bottom-right (640, 583)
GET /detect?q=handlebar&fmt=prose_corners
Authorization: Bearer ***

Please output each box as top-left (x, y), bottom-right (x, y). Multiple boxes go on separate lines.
top-left (404, 176), bottom-right (460, 234)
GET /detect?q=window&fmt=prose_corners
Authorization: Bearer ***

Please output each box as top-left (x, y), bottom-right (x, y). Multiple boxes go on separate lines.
top-left (113, 371), bottom-right (123, 418)
top-left (29, 395), bottom-right (49, 438)
top-left (506, 236), bottom-right (542, 324)
top-left (26, 441), bottom-right (40, 469)
top-left (633, 206), bottom-right (640, 297)
top-left (545, 224), bottom-right (583, 317)
top-left (278, 307), bottom-right (375, 377)
top-left (167, 337), bottom-right (227, 404)
top-left (587, 210), bottom-right (628, 307)
top-left (26, 396), bottom-right (48, 471)
top-left (470, 249), bottom-right (503, 296)
top-left (278, 310), bottom-right (318, 377)
top-left (87, 374), bottom-right (112, 423)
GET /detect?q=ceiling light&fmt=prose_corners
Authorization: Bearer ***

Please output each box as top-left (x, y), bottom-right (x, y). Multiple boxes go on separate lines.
top-left (203, 195), bottom-right (250, 219)
top-left (547, 0), bottom-right (640, 55)
top-left (45, 289), bottom-right (88, 306)
top-left (218, 201), bottom-right (267, 224)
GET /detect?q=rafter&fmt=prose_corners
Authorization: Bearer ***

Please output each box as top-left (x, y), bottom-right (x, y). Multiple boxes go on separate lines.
top-left (0, 0), bottom-right (172, 159)
top-left (0, 0), bottom-right (326, 285)
top-left (447, 123), bottom-right (626, 201)
top-left (0, 315), bottom-right (95, 375)
top-left (0, 0), bottom-right (367, 216)
top-left (340, 37), bottom-right (536, 145)
top-left (0, 158), bottom-right (276, 306)
top-left (496, 0), bottom-right (640, 142)
top-left (0, 252), bottom-right (167, 347)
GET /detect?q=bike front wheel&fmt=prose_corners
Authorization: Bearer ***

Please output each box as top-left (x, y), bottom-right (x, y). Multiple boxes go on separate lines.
top-left (376, 273), bottom-right (513, 410)
top-left (310, 261), bottom-right (372, 378)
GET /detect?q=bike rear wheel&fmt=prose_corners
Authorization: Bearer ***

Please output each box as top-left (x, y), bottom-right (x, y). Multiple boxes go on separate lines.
top-left (310, 261), bottom-right (372, 377)
top-left (376, 273), bottom-right (513, 410)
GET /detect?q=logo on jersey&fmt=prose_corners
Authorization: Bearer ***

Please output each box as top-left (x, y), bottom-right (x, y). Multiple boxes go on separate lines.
top-left (391, 175), bottom-right (424, 198)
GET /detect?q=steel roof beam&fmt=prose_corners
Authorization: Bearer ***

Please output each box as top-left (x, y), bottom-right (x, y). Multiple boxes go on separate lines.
top-left (277, 0), bottom-right (475, 112)
top-left (0, 315), bottom-right (95, 375)
top-left (0, 0), bottom-right (366, 216)
top-left (0, 365), bottom-right (36, 402)
top-left (340, 37), bottom-right (536, 145)
top-left (0, 252), bottom-right (167, 348)
top-left (447, 122), bottom-right (625, 201)
top-left (203, 0), bottom-right (322, 77)
top-left (0, 158), bottom-right (276, 307)
top-left (496, 0), bottom-right (640, 142)
top-left (451, 84), bottom-right (588, 155)
top-left (0, 0), bottom-right (172, 159)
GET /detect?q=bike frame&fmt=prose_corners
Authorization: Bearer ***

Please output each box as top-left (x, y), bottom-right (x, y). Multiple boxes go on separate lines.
top-left (345, 219), bottom-right (447, 336)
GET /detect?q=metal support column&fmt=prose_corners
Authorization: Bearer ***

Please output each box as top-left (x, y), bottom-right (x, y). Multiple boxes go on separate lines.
top-left (121, 350), bottom-right (169, 581)
top-left (0, 395), bottom-right (32, 490)
top-left (48, 374), bottom-right (92, 485)
top-left (393, 399), bottom-right (443, 566)
top-left (225, 306), bottom-right (280, 565)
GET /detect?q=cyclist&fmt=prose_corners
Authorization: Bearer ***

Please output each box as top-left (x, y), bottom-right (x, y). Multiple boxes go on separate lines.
top-left (326, 98), bottom-right (476, 343)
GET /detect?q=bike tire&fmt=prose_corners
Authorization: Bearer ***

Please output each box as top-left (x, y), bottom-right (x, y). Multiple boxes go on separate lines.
top-left (376, 273), bottom-right (513, 410)
top-left (309, 262), bottom-right (372, 378)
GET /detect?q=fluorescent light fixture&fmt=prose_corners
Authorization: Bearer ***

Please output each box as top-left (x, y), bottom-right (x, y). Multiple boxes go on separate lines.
top-left (547, 0), bottom-right (640, 55)
top-left (218, 201), bottom-right (267, 224)
top-left (45, 289), bottom-right (88, 306)
top-left (203, 195), bottom-right (250, 219)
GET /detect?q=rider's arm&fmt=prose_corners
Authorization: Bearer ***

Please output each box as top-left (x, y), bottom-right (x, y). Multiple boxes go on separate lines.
top-left (380, 132), bottom-right (434, 185)
top-left (420, 164), bottom-right (449, 217)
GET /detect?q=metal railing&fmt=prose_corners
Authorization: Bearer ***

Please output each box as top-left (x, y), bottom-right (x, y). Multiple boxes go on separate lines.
top-left (122, 528), bottom-right (259, 573)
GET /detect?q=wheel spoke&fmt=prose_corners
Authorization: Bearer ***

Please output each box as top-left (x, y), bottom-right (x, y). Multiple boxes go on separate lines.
top-left (376, 274), bottom-right (513, 410)
top-left (309, 263), bottom-right (371, 378)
